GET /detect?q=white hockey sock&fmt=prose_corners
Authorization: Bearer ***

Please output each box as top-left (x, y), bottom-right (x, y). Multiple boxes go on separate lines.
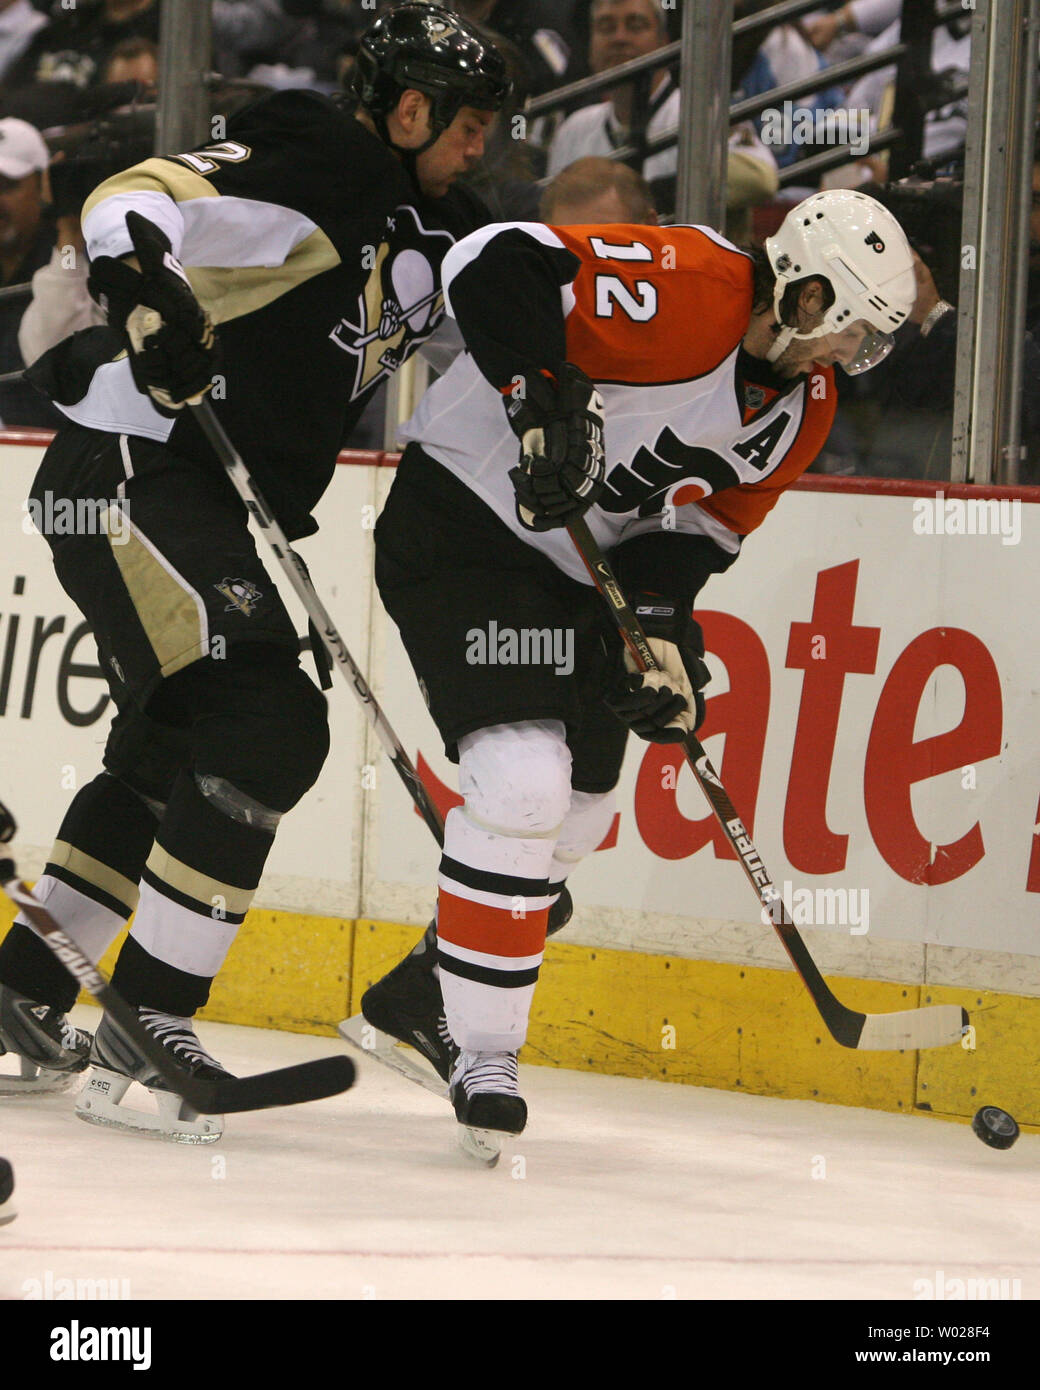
top-left (437, 722), bottom-right (570, 1053)
top-left (16, 873), bottom-right (128, 965)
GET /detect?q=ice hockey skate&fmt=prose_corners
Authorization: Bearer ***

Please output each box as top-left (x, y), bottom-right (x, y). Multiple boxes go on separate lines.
top-left (76, 1009), bottom-right (230, 1143)
top-left (0, 982), bottom-right (92, 1095)
top-left (338, 888), bottom-right (572, 1097)
top-left (450, 1049), bottom-right (527, 1166)
top-left (339, 920), bottom-right (454, 1096)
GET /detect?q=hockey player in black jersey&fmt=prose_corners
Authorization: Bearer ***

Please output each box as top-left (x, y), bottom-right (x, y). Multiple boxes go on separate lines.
top-left (0, 4), bottom-right (507, 1140)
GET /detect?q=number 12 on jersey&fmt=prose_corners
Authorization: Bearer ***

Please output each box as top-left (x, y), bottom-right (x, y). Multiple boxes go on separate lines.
top-left (589, 236), bottom-right (658, 323)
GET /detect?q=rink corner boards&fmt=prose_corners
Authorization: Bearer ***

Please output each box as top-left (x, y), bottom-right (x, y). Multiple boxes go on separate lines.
top-left (3, 895), bottom-right (1036, 1132)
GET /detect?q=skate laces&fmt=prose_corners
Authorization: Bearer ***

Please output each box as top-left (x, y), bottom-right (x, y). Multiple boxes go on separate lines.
top-left (58, 1017), bottom-right (88, 1053)
top-left (454, 1050), bottom-right (519, 1098)
top-left (138, 1010), bottom-right (221, 1070)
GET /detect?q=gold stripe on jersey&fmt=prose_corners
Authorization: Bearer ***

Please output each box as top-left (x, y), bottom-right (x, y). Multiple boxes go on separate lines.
top-left (48, 842), bottom-right (140, 915)
top-left (84, 159), bottom-right (342, 326)
top-left (82, 157), bottom-right (220, 221)
top-left (105, 509), bottom-right (208, 679)
top-left (144, 844), bottom-right (256, 918)
top-left (186, 226), bottom-right (341, 327)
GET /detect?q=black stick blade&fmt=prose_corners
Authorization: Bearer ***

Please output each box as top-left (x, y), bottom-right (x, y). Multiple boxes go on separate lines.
top-left (200, 1055), bottom-right (356, 1115)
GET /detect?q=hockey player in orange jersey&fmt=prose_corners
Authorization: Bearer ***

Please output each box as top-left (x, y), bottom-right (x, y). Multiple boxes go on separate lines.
top-left (361, 190), bottom-right (917, 1148)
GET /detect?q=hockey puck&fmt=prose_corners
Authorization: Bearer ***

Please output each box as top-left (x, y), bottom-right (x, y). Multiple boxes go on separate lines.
top-left (971, 1106), bottom-right (1020, 1151)
top-left (0, 1157), bottom-right (13, 1204)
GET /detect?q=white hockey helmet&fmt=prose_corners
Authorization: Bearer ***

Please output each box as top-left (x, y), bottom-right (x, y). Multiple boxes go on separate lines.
top-left (764, 189), bottom-right (917, 374)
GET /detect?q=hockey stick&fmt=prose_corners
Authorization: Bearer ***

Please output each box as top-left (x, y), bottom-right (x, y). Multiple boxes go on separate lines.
top-left (189, 396), bottom-right (445, 846)
top-left (566, 516), bottom-right (969, 1052)
top-left (0, 801), bottom-right (356, 1114)
top-left (121, 212), bottom-right (445, 847)
top-left (355, 287), bottom-right (444, 348)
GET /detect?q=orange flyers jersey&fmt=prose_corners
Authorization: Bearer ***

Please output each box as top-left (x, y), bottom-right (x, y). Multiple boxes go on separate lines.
top-left (402, 221), bottom-right (837, 587)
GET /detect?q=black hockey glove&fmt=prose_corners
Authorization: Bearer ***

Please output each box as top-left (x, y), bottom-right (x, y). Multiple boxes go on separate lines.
top-left (603, 595), bottom-right (710, 743)
top-left (88, 210), bottom-right (219, 414)
top-left (504, 363), bottom-right (606, 532)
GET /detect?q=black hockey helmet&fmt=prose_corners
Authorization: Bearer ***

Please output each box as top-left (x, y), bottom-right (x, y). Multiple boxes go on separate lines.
top-left (354, 3), bottom-right (510, 152)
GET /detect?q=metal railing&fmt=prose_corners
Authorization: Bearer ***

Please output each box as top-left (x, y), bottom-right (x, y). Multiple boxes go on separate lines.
top-left (524, 0), bottom-right (967, 222)
top-left (952, 0), bottom-right (1040, 484)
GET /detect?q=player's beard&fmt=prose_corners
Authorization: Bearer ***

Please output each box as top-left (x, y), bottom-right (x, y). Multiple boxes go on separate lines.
top-left (771, 339), bottom-right (816, 377)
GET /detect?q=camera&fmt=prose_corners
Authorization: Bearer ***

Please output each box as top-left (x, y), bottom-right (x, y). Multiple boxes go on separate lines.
top-left (866, 165), bottom-right (965, 304)
top-left (46, 87), bottom-right (155, 221)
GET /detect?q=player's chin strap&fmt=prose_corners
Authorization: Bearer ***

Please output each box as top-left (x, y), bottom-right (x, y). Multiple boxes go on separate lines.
top-left (766, 323), bottom-right (797, 363)
top-left (766, 316), bottom-right (830, 364)
top-left (372, 107), bottom-right (444, 180)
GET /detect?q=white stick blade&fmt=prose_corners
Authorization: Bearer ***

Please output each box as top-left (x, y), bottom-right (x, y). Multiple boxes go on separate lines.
top-left (337, 1015), bottom-right (448, 1098)
top-left (857, 1004), bottom-right (968, 1051)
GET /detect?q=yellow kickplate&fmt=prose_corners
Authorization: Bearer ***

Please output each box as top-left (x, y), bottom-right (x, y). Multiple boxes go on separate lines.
top-left (352, 921), bottom-right (920, 1110)
top-left (93, 911), bottom-right (353, 1038)
top-left (2, 893), bottom-right (1031, 1120)
top-left (916, 984), bottom-right (1040, 1129)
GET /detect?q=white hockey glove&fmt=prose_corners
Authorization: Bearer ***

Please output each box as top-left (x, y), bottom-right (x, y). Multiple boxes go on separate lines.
top-left (604, 596), bottom-right (709, 743)
top-left (504, 363), bottom-right (606, 532)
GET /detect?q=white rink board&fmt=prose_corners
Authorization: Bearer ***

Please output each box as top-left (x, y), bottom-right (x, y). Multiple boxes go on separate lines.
top-left (0, 439), bottom-right (372, 917)
top-left (1, 440), bottom-right (1036, 974)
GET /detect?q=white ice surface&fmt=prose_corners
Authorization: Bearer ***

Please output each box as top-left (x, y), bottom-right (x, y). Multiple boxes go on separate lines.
top-left (0, 1005), bottom-right (1036, 1302)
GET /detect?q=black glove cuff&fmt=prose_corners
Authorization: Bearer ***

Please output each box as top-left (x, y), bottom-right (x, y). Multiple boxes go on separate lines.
top-left (504, 362), bottom-right (599, 441)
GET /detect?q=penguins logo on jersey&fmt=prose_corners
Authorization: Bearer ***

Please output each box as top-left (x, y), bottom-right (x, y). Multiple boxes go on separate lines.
top-left (215, 578), bottom-right (263, 617)
top-left (329, 206), bottom-right (455, 399)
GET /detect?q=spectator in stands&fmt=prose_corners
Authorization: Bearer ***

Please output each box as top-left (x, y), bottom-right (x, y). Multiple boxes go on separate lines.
top-left (5, 0), bottom-right (161, 90)
top-left (547, 0), bottom-right (777, 230)
top-left (0, 0), bottom-right (47, 86)
top-left (735, 7), bottom-right (847, 171)
top-left (539, 154), bottom-right (657, 224)
top-left (212, 1), bottom-right (294, 80)
top-left (805, 1), bottom-right (902, 58)
top-left (0, 115), bottom-right (60, 424)
top-left (548, 0), bottom-right (672, 181)
top-left (6, 1), bottom-right (295, 92)
top-left (844, 10), bottom-right (971, 165)
top-left (101, 35), bottom-right (158, 91)
top-left (236, 0), bottom-right (354, 91)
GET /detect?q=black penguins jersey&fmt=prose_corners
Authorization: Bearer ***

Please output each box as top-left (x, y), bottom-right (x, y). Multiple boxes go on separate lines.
top-left (51, 90), bottom-right (488, 538)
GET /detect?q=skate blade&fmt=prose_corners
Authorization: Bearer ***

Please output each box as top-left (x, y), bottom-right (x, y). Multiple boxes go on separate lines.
top-left (337, 1015), bottom-right (448, 1098)
top-left (75, 1067), bottom-right (223, 1144)
top-left (0, 1208), bottom-right (16, 1226)
top-left (0, 1053), bottom-right (84, 1096)
top-left (458, 1125), bottom-right (502, 1167)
